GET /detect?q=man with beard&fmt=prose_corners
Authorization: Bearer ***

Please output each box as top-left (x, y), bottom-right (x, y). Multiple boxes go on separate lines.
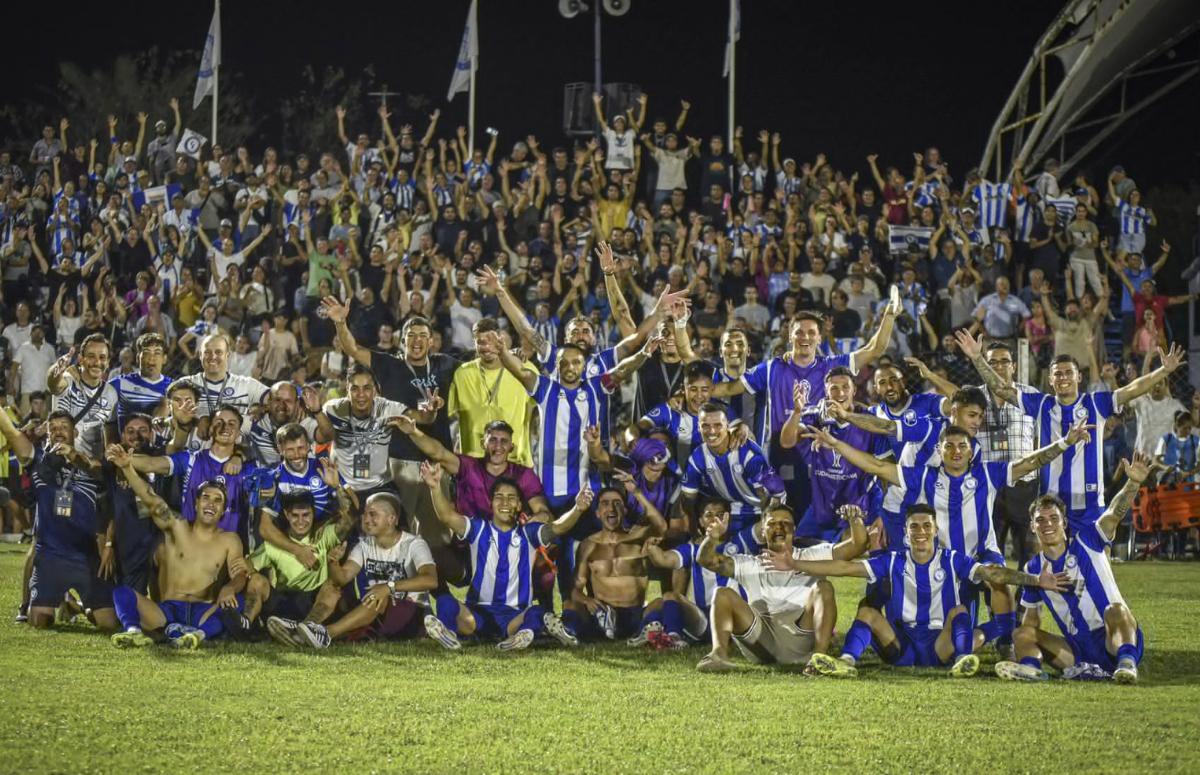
top-left (107, 445), bottom-right (248, 650)
top-left (696, 505), bottom-right (864, 674)
top-left (246, 381), bottom-right (317, 467)
top-left (712, 328), bottom-right (759, 430)
top-left (108, 333), bottom-right (172, 428)
top-left (866, 360), bottom-right (951, 460)
top-left (45, 333), bottom-right (119, 459)
top-left (420, 462), bottom-right (585, 651)
top-left (561, 484), bottom-right (668, 642)
top-left (179, 333), bottom-right (270, 431)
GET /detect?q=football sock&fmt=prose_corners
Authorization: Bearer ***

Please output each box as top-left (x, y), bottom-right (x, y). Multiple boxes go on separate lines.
top-left (660, 601), bottom-right (683, 636)
top-left (435, 594), bottom-right (461, 634)
top-left (1116, 643), bottom-right (1140, 666)
top-left (112, 586), bottom-right (141, 631)
top-left (842, 620), bottom-right (873, 661)
top-left (1020, 656), bottom-right (1043, 670)
top-left (518, 605), bottom-right (545, 635)
top-left (951, 612), bottom-right (974, 658)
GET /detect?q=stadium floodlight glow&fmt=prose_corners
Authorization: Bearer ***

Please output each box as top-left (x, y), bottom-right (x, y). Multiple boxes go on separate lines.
top-left (558, 0), bottom-right (588, 19)
top-left (602, 0), bottom-right (630, 16)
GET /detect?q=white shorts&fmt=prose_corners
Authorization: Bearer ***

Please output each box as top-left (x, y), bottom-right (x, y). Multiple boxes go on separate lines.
top-left (733, 609), bottom-right (815, 665)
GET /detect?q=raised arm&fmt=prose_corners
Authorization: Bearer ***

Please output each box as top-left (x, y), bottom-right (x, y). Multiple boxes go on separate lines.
top-left (829, 505), bottom-right (869, 560)
top-left (0, 403), bottom-right (33, 464)
top-left (799, 424), bottom-right (900, 485)
top-left (476, 265), bottom-right (547, 355)
top-left (696, 513), bottom-right (735, 578)
top-left (1114, 344), bottom-right (1185, 407)
top-left (851, 292), bottom-right (900, 369)
top-left (1010, 420), bottom-right (1092, 481)
top-left (611, 333), bottom-right (664, 384)
top-left (419, 461), bottom-right (468, 537)
top-left (1098, 453), bottom-right (1152, 540)
top-left (320, 295), bottom-right (372, 366)
top-left (389, 415), bottom-right (460, 473)
top-left (954, 328), bottom-right (1019, 406)
top-left (106, 444), bottom-right (177, 533)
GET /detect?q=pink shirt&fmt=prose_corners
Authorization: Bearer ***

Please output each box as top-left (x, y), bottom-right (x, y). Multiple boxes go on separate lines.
top-left (455, 455), bottom-right (544, 520)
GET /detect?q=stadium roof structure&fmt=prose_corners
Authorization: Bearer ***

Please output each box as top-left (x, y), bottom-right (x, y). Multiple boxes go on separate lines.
top-left (980, 0), bottom-right (1200, 180)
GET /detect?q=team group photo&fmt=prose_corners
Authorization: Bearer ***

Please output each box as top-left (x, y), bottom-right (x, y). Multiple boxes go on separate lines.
top-left (2, 0), bottom-right (1199, 772)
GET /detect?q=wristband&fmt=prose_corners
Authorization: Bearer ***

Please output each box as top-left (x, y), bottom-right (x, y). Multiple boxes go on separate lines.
top-left (104, 541), bottom-right (114, 548)
top-left (1056, 437), bottom-right (1070, 451)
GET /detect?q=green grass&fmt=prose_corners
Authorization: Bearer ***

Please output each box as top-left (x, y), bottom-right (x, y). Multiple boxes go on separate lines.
top-left (1, 544), bottom-right (1198, 774)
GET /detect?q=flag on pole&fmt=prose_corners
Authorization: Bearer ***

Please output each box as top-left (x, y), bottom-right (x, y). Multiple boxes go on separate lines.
top-left (176, 129), bottom-right (209, 160)
top-left (447, 0), bottom-right (478, 102)
top-left (723, 0), bottom-right (741, 78)
top-left (887, 225), bottom-right (935, 255)
top-left (193, 3), bottom-right (221, 109)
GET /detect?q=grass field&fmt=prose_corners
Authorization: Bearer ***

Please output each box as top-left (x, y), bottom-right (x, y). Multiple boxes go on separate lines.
top-left (1, 544), bottom-right (1198, 774)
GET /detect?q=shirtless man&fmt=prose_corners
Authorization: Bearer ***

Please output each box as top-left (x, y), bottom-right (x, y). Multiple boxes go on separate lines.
top-left (561, 478), bottom-right (668, 642)
top-left (106, 444), bottom-right (249, 649)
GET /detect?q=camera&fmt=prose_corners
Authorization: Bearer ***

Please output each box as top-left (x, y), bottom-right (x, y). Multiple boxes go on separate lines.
top-left (485, 127), bottom-right (499, 137)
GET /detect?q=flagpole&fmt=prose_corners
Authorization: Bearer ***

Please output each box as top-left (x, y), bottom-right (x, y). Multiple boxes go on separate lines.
top-left (211, 0), bottom-right (220, 146)
top-left (726, 0), bottom-right (735, 150)
top-left (468, 22), bottom-right (476, 158)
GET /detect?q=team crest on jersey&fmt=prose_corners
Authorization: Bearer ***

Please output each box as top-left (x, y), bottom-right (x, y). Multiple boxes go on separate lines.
top-left (963, 477), bottom-right (977, 490)
top-left (575, 392), bottom-right (590, 406)
top-left (1073, 405), bottom-right (1088, 421)
top-left (215, 475), bottom-right (226, 484)
top-left (309, 476), bottom-right (321, 488)
top-left (830, 449), bottom-right (843, 469)
top-left (903, 410), bottom-right (917, 426)
top-left (223, 387), bottom-right (236, 397)
top-left (795, 380), bottom-right (811, 407)
top-left (933, 568), bottom-right (946, 582)
top-left (1065, 554), bottom-right (1078, 569)
top-left (732, 463), bottom-right (744, 474)
top-left (722, 544), bottom-right (738, 557)
top-left (98, 397), bottom-right (110, 408)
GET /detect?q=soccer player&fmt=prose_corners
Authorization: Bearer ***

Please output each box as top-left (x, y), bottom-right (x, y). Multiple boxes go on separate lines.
top-left (105, 414), bottom-right (159, 595)
top-left (419, 462), bottom-right (585, 651)
top-left (0, 408), bottom-right (116, 631)
top-left (680, 402), bottom-right (785, 533)
top-left (269, 491), bottom-right (439, 649)
top-left (180, 332), bottom-right (269, 423)
top-left (712, 328), bottom-right (759, 429)
top-left (801, 420), bottom-right (1090, 649)
top-left (45, 333), bottom-right (118, 458)
top-left (960, 330), bottom-right (1186, 532)
top-left (562, 481), bottom-right (669, 642)
top-left (642, 498), bottom-right (762, 648)
top-left (995, 453), bottom-right (1153, 684)
top-left (779, 368), bottom-right (883, 541)
top-left (762, 504), bottom-right (1070, 677)
top-left (867, 359), bottom-right (951, 459)
top-left (639, 361), bottom-right (724, 470)
top-left (108, 333), bottom-right (172, 427)
top-left (246, 381), bottom-right (316, 467)
top-left (106, 445), bottom-right (248, 649)
top-left (695, 504), bottom-right (865, 674)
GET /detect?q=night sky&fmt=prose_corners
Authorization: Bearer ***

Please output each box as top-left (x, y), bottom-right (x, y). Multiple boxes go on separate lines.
top-left (6, 1), bottom-right (1198, 184)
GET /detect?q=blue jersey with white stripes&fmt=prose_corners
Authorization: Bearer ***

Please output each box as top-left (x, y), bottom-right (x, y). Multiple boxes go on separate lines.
top-left (1115, 198), bottom-right (1151, 235)
top-left (529, 374), bottom-right (609, 502)
top-left (971, 181), bottom-right (1012, 228)
top-left (641, 402), bottom-right (730, 471)
top-left (109, 372), bottom-right (172, 425)
top-left (539, 344), bottom-right (618, 442)
top-left (462, 517), bottom-right (548, 609)
top-left (879, 416), bottom-right (980, 526)
top-left (672, 528), bottom-right (760, 608)
top-left (1021, 522), bottom-right (1126, 639)
top-left (254, 456), bottom-right (341, 519)
top-left (894, 459), bottom-right (1009, 561)
top-left (681, 440), bottom-right (785, 529)
top-left (1021, 390), bottom-right (1116, 514)
top-left (862, 546), bottom-right (980, 629)
top-left (870, 392), bottom-right (946, 460)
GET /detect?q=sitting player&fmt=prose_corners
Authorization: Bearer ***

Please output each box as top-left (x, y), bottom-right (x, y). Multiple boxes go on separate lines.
top-left (696, 504), bottom-right (867, 674)
top-left (242, 460), bottom-right (354, 634)
top-left (562, 479), bottom-right (669, 642)
top-left (419, 462), bottom-right (585, 651)
top-left (641, 498), bottom-right (760, 649)
top-left (762, 504), bottom-right (1068, 677)
top-left (267, 491), bottom-right (438, 649)
top-left (105, 445), bottom-right (249, 649)
top-left (995, 453), bottom-right (1152, 684)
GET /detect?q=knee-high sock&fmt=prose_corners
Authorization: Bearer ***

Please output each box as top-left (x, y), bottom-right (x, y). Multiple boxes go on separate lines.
top-left (978, 612), bottom-right (1017, 645)
top-left (518, 605), bottom-right (545, 635)
top-left (951, 612), bottom-right (974, 658)
top-left (435, 594), bottom-right (461, 634)
top-left (561, 609), bottom-right (583, 637)
top-left (841, 620), bottom-right (873, 660)
top-left (660, 601), bottom-right (682, 636)
top-left (1020, 655), bottom-right (1043, 670)
top-left (1116, 643), bottom-right (1140, 666)
top-left (197, 608), bottom-right (226, 640)
top-left (113, 586), bottom-right (141, 631)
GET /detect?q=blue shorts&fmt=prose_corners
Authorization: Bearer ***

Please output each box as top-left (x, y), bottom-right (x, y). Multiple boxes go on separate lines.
top-left (575, 605), bottom-right (645, 640)
top-left (884, 624), bottom-right (947, 667)
top-left (1068, 626), bottom-right (1144, 673)
top-left (158, 596), bottom-right (244, 636)
top-left (468, 603), bottom-right (528, 639)
top-left (29, 554), bottom-right (114, 611)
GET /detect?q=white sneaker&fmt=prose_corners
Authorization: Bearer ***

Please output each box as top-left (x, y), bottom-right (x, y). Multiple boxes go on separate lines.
top-left (1062, 662), bottom-right (1111, 681)
top-left (297, 621), bottom-right (331, 649)
top-left (626, 620), bottom-right (663, 647)
top-left (995, 660), bottom-right (1049, 682)
top-left (1113, 661), bottom-right (1139, 685)
top-left (267, 616), bottom-right (306, 648)
top-left (662, 633), bottom-right (689, 651)
top-left (543, 612), bottom-right (579, 647)
top-left (424, 614), bottom-right (461, 651)
top-left (696, 651), bottom-right (737, 673)
top-left (497, 628), bottom-right (535, 651)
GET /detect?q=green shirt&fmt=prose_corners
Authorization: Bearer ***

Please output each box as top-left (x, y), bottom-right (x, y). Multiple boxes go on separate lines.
top-left (307, 250), bottom-right (340, 296)
top-left (250, 523), bottom-right (340, 591)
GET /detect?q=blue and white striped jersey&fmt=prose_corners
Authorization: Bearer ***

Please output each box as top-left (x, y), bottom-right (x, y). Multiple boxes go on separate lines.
top-left (641, 403), bottom-right (727, 471)
top-left (538, 344), bottom-right (618, 442)
top-left (862, 546), bottom-right (981, 629)
top-left (1021, 391), bottom-right (1117, 514)
top-left (1021, 522), bottom-right (1125, 638)
top-left (109, 372), bottom-right (171, 425)
top-left (869, 392), bottom-right (947, 460)
top-left (1013, 193), bottom-right (1037, 242)
top-left (460, 516), bottom-right (549, 609)
top-left (681, 440), bottom-right (785, 528)
top-left (254, 456), bottom-right (341, 519)
top-left (971, 181), bottom-right (1012, 228)
top-left (1115, 198), bottom-right (1152, 235)
top-left (893, 459), bottom-right (1009, 560)
top-left (529, 374), bottom-right (610, 501)
top-left (672, 528), bottom-right (760, 608)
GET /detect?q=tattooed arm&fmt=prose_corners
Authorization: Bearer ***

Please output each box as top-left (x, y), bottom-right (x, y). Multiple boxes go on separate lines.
top-left (954, 328), bottom-right (1019, 406)
top-left (1097, 452), bottom-right (1152, 541)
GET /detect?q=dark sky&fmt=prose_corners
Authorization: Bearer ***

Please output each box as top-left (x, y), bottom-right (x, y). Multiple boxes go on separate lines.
top-left (7, 0), bottom-right (1198, 184)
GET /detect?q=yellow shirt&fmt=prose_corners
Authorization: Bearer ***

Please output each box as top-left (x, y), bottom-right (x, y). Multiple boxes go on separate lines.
top-left (447, 359), bottom-right (537, 466)
top-left (176, 288), bottom-right (203, 328)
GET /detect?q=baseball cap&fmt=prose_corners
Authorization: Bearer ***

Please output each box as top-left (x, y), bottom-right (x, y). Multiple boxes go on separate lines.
top-left (219, 218), bottom-right (233, 228)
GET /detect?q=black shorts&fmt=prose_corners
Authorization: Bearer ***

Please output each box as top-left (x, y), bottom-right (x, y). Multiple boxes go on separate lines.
top-left (265, 588), bottom-right (319, 620)
top-left (29, 554), bottom-right (114, 611)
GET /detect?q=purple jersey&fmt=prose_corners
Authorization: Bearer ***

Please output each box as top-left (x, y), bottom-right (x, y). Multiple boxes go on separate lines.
top-left (455, 454), bottom-right (545, 520)
top-left (741, 353), bottom-right (852, 457)
top-left (795, 411), bottom-right (883, 530)
top-left (168, 449), bottom-right (257, 533)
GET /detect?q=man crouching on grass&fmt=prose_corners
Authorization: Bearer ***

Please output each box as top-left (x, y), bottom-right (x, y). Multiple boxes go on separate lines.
top-left (105, 445), bottom-right (248, 650)
top-left (696, 505), bottom-right (868, 675)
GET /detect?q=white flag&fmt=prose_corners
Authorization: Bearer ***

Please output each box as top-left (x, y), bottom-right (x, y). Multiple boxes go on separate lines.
top-left (176, 129), bottom-right (209, 159)
top-left (723, 0), bottom-right (741, 78)
top-left (193, 3), bottom-right (222, 109)
top-left (447, 0), bottom-right (478, 102)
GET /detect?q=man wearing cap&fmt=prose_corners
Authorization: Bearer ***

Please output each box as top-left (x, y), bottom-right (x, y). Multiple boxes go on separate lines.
top-left (144, 98), bottom-right (181, 185)
top-left (593, 93), bottom-right (637, 172)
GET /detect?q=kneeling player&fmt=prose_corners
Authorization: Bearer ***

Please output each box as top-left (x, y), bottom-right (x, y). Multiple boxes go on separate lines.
top-left (763, 504), bottom-right (1068, 677)
top-left (995, 453), bottom-right (1151, 684)
top-left (642, 498), bottom-right (760, 649)
top-left (268, 491), bottom-right (438, 648)
top-left (696, 504), bottom-right (867, 674)
top-left (421, 462), bottom-right (585, 651)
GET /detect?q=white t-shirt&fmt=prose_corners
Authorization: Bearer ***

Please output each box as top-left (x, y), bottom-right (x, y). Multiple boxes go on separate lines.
top-left (209, 250), bottom-right (246, 293)
top-left (449, 302), bottom-right (482, 352)
top-left (2, 322), bottom-right (33, 352)
top-left (13, 341), bottom-right (57, 393)
top-left (181, 372), bottom-right (270, 419)
top-left (1130, 394), bottom-right (1185, 457)
top-left (603, 128), bottom-right (636, 170)
top-left (324, 396), bottom-right (408, 491)
top-left (347, 532), bottom-right (435, 606)
top-left (228, 351), bottom-right (257, 377)
top-left (732, 542), bottom-right (833, 618)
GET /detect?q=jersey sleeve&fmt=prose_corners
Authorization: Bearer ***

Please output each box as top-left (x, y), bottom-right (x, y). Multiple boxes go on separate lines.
top-left (1092, 390), bottom-right (1118, 418)
top-left (641, 403), bottom-right (672, 429)
top-left (897, 416), bottom-right (934, 443)
top-left (894, 464), bottom-right (921, 497)
top-left (680, 450), bottom-right (704, 494)
top-left (1019, 558), bottom-right (1043, 608)
top-left (1020, 390), bottom-right (1046, 418)
top-left (347, 540), bottom-right (366, 569)
top-left (794, 542), bottom-right (834, 561)
top-left (460, 515), bottom-right (482, 543)
top-left (247, 377), bottom-right (269, 406)
top-left (166, 450), bottom-right (189, 477)
top-left (741, 359), bottom-right (769, 396)
top-left (1075, 520), bottom-right (1112, 551)
top-left (950, 550), bottom-right (981, 584)
top-left (587, 373), bottom-right (614, 396)
top-left (531, 374), bottom-right (553, 403)
top-left (668, 546), bottom-right (690, 570)
top-left (526, 523), bottom-right (548, 549)
top-left (731, 554), bottom-right (757, 586)
top-left (249, 544), bottom-right (272, 572)
top-left (379, 397), bottom-right (409, 420)
top-left (985, 461), bottom-right (1014, 489)
top-left (861, 553), bottom-right (890, 584)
